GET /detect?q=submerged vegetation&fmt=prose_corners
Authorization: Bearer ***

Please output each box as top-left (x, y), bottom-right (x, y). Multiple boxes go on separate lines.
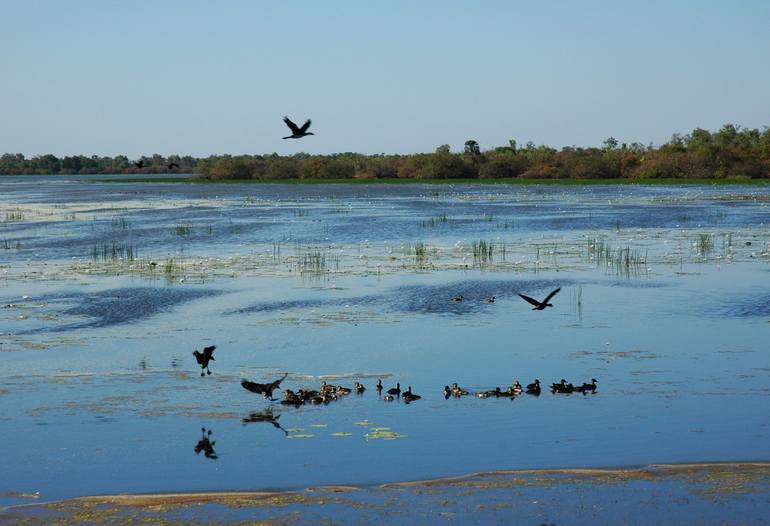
top-left (2, 124), bottom-right (769, 180)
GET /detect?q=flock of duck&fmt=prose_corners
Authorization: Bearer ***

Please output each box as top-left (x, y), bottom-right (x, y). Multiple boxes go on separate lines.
top-left (192, 287), bottom-right (599, 409)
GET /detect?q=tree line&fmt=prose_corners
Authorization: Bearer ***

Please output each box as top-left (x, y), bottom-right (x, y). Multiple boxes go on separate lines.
top-left (2, 124), bottom-right (768, 180)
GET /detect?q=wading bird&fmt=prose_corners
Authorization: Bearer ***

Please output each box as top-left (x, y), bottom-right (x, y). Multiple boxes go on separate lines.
top-left (282, 116), bottom-right (314, 139)
top-left (193, 345), bottom-right (216, 376)
top-left (241, 373), bottom-right (289, 401)
top-left (518, 287), bottom-right (561, 310)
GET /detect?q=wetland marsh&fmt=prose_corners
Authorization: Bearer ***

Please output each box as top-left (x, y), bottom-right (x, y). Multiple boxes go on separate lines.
top-left (1, 176), bottom-right (769, 522)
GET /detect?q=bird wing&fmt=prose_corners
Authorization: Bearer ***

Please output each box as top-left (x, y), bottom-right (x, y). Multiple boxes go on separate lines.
top-left (542, 287), bottom-right (561, 303)
top-left (518, 293), bottom-right (541, 306)
top-left (299, 119), bottom-right (312, 133)
top-left (283, 116), bottom-right (300, 134)
top-left (203, 345), bottom-right (216, 358)
top-left (241, 380), bottom-right (263, 393)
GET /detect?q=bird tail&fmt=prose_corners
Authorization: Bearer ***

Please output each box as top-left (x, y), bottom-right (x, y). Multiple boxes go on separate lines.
top-left (282, 136), bottom-right (293, 140)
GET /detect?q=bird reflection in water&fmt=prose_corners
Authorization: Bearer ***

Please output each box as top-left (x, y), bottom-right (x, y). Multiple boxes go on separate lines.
top-left (241, 408), bottom-right (288, 436)
top-left (194, 427), bottom-right (218, 459)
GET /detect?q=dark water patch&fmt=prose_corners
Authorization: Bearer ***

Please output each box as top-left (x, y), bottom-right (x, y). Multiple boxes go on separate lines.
top-left (703, 292), bottom-right (770, 319)
top-left (16, 287), bottom-right (222, 333)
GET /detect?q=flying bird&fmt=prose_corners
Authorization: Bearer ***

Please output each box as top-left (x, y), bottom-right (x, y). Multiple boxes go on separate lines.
top-left (167, 162), bottom-right (180, 170)
top-left (241, 373), bottom-right (289, 401)
top-left (193, 345), bottom-right (216, 376)
top-left (133, 160), bottom-right (144, 169)
top-left (518, 287), bottom-right (561, 310)
top-left (282, 116), bottom-right (314, 139)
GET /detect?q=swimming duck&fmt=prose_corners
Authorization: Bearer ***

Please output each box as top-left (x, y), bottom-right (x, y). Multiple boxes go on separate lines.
top-left (375, 379), bottom-right (383, 393)
top-left (335, 385), bottom-right (352, 395)
top-left (576, 378), bottom-right (598, 394)
top-left (355, 382), bottom-right (365, 394)
top-left (453, 294), bottom-right (464, 302)
top-left (387, 383), bottom-right (401, 396)
top-left (384, 394), bottom-right (394, 401)
top-left (526, 379), bottom-right (541, 395)
top-left (486, 296), bottom-right (496, 303)
top-left (550, 379), bottom-right (568, 392)
top-left (512, 381), bottom-right (523, 395)
top-left (443, 385), bottom-right (452, 399)
top-left (402, 386), bottom-right (421, 402)
top-left (451, 383), bottom-right (470, 397)
top-left (476, 387), bottom-right (502, 398)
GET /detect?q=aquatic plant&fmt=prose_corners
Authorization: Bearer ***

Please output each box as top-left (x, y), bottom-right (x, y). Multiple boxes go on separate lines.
top-left (111, 217), bottom-right (130, 230)
top-left (91, 241), bottom-right (137, 262)
top-left (419, 214), bottom-right (449, 228)
top-left (587, 238), bottom-right (646, 277)
top-left (174, 224), bottom-right (194, 236)
top-left (695, 233), bottom-right (713, 257)
top-left (4, 210), bottom-right (25, 222)
top-left (472, 240), bottom-right (494, 265)
top-left (2, 239), bottom-right (22, 250)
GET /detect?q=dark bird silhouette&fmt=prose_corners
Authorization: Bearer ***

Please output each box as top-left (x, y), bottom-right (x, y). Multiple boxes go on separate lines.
top-left (355, 382), bottom-right (365, 394)
top-left (526, 379), bottom-right (541, 395)
top-left (241, 373), bottom-right (289, 401)
top-left (282, 116), bottom-right (314, 139)
top-left (387, 382), bottom-right (401, 396)
top-left (193, 345), bottom-right (216, 376)
top-left (241, 408), bottom-right (288, 435)
top-left (194, 428), bottom-right (218, 459)
top-left (452, 294), bottom-right (464, 302)
top-left (402, 386), bottom-right (421, 402)
top-left (167, 162), bottom-right (180, 170)
top-left (575, 378), bottom-right (598, 394)
top-left (375, 379), bottom-right (383, 393)
top-left (518, 287), bottom-right (561, 310)
top-left (486, 296), bottom-right (496, 303)
top-left (133, 160), bottom-right (144, 169)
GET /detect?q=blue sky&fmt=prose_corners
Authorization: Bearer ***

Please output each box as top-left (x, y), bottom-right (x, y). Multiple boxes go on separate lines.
top-left (2, 0), bottom-right (769, 158)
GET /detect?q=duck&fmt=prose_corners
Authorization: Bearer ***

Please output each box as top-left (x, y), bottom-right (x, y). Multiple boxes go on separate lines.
top-left (550, 379), bottom-right (568, 392)
top-left (526, 379), bottom-right (541, 395)
top-left (476, 387), bottom-right (502, 398)
top-left (298, 388), bottom-right (320, 400)
top-left (387, 383), bottom-right (401, 396)
top-left (375, 379), bottom-right (383, 393)
top-left (518, 287), bottom-right (561, 310)
top-left (576, 378), bottom-right (598, 394)
top-left (485, 296), bottom-right (496, 303)
top-left (451, 382), bottom-right (469, 396)
top-left (335, 385), bottom-right (352, 395)
top-left (320, 381), bottom-right (334, 395)
top-left (512, 381), bottom-right (523, 395)
top-left (384, 394), bottom-right (394, 401)
top-left (452, 294), bottom-right (464, 302)
top-left (443, 385), bottom-right (452, 399)
top-left (354, 382), bottom-right (365, 394)
top-left (402, 386), bottom-right (421, 402)
top-left (552, 380), bottom-right (575, 394)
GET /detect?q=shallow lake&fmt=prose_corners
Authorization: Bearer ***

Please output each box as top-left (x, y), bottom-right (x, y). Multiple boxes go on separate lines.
top-left (1, 177), bottom-right (769, 507)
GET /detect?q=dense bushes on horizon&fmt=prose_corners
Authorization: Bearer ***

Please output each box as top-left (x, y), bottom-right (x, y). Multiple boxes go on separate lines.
top-left (2, 124), bottom-right (769, 180)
